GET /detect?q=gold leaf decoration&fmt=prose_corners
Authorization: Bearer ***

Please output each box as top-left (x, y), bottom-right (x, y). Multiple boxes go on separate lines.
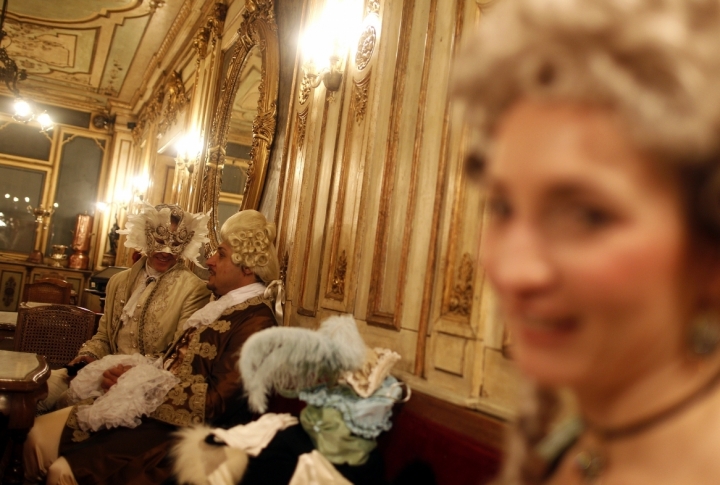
top-left (448, 253), bottom-right (474, 316)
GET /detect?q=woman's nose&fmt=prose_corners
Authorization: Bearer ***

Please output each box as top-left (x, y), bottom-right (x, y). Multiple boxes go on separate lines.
top-left (483, 223), bottom-right (556, 298)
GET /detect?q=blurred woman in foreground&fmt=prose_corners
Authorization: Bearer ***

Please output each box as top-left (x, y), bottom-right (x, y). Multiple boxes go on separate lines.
top-left (453, 0), bottom-right (720, 483)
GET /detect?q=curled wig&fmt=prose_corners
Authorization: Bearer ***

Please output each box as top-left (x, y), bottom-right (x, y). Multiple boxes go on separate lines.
top-left (219, 210), bottom-right (279, 284)
top-left (452, 0), bottom-right (720, 238)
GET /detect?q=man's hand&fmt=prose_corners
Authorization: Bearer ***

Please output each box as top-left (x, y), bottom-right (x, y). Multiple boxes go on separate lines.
top-left (68, 355), bottom-right (97, 366)
top-left (100, 365), bottom-right (133, 391)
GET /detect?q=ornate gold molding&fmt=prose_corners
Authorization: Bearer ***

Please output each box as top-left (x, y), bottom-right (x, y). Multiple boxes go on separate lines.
top-left (352, 74), bottom-right (371, 124)
top-left (279, 251), bottom-right (289, 286)
top-left (355, 25), bottom-right (376, 70)
top-left (330, 250), bottom-right (348, 298)
top-left (366, 0), bottom-right (381, 14)
top-left (296, 109), bottom-right (308, 148)
top-left (131, 71), bottom-right (188, 143)
top-left (194, 3), bottom-right (228, 60)
top-left (298, 72), bottom-right (312, 105)
top-left (200, 0), bottom-right (279, 249)
top-left (448, 253), bottom-right (474, 316)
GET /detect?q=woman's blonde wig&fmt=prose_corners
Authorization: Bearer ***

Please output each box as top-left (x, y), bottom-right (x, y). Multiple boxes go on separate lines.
top-left (453, 0), bottom-right (720, 238)
top-left (219, 210), bottom-right (279, 284)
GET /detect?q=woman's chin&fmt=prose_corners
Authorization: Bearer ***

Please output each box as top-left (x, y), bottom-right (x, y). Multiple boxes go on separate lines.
top-left (512, 332), bottom-right (588, 386)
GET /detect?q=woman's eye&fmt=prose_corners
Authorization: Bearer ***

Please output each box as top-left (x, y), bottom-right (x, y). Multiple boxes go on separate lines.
top-left (579, 207), bottom-right (612, 228)
top-left (549, 203), bottom-right (614, 234)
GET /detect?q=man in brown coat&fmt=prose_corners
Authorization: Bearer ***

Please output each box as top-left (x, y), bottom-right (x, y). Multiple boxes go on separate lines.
top-left (25, 210), bottom-right (283, 485)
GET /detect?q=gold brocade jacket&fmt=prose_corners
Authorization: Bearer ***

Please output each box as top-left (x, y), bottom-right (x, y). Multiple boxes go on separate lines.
top-left (78, 257), bottom-right (211, 360)
top-left (59, 297), bottom-right (275, 484)
top-left (150, 296), bottom-right (275, 426)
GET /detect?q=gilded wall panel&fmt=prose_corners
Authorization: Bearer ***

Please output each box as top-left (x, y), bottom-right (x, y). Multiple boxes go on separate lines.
top-left (294, 91), bottom-right (344, 316)
top-left (362, 0), bottom-right (434, 330)
top-left (278, 0), bottom-right (517, 418)
top-left (320, 72), bottom-right (373, 313)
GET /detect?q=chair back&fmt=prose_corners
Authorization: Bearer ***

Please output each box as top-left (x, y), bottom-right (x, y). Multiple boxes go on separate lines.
top-left (14, 304), bottom-right (96, 368)
top-left (22, 278), bottom-right (73, 305)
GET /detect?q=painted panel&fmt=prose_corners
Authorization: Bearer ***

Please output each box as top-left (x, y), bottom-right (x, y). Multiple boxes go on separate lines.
top-left (0, 268), bottom-right (24, 312)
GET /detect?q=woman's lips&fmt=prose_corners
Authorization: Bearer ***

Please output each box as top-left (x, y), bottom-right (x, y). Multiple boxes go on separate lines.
top-left (514, 316), bottom-right (579, 346)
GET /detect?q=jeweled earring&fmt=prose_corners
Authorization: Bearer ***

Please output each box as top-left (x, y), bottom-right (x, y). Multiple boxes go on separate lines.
top-left (689, 312), bottom-right (720, 356)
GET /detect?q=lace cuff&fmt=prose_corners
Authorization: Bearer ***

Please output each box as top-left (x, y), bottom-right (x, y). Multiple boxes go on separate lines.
top-left (70, 353), bottom-right (180, 432)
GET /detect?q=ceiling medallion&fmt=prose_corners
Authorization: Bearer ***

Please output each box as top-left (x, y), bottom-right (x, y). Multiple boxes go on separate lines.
top-left (355, 25), bottom-right (376, 71)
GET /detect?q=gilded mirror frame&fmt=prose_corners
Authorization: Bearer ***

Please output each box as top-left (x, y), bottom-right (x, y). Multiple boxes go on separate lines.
top-left (201, 0), bottom-right (279, 249)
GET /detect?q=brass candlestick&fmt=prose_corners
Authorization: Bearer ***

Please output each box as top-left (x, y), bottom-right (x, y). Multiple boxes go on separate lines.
top-left (26, 204), bottom-right (54, 264)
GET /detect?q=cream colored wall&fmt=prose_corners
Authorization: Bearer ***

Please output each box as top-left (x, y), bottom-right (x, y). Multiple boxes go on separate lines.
top-left (277, 0), bottom-right (518, 418)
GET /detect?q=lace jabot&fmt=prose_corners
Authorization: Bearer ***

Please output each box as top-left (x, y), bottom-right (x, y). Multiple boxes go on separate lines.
top-left (183, 282), bottom-right (267, 330)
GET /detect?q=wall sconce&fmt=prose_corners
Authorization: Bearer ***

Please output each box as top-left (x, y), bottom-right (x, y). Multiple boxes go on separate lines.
top-left (300, 0), bottom-right (364, 93)
top-left (174, 134), bottom-right (203, 173)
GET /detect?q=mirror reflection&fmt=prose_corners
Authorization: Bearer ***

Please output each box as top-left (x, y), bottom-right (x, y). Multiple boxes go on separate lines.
top-left (217, 46), bottom-right (262, 228)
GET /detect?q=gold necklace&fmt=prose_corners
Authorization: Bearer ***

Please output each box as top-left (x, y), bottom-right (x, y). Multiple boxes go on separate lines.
top-left (574, 365), bottom-right (720, 483)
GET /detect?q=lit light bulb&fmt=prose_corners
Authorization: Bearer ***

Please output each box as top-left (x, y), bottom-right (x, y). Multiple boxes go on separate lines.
top-left (24, 197), bottom-right (29, 202)
top-left (37, 112), bottom-right (54, 131)
top-left (12, 197), bottom-right (18, 202)
top-left (13, 98), bottom-right (33, 123)
top-left (4, 194), bottom-right (9, 199)
top-left (96, 202), bottom-right (108, 212)
top-left (132, 175), bottom-right (149, 193)
top-left (53, 202), bottom-right (59, 208)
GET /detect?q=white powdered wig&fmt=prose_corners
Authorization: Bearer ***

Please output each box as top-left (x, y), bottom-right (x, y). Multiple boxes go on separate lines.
top-left (239, 314), bottom-right (367, 413)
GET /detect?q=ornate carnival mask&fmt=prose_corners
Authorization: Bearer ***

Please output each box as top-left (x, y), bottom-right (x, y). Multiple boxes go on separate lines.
top-left (118, 203), bottom-right (210, 266)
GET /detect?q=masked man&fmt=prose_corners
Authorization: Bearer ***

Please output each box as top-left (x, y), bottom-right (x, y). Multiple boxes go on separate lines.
top-left (40, 203), bottom-right (212, 412)
top-left (25, 209), bottom-right (283, 485)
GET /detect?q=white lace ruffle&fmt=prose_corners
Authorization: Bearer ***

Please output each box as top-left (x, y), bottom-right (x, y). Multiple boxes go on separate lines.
top-left (183, 283), bottom-right (266, 330)
top-left (69, 353), bottom-right (179, 432)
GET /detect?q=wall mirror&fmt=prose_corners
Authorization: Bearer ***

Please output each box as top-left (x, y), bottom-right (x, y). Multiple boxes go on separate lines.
top-left (200, 0), bottom-right (279, 249)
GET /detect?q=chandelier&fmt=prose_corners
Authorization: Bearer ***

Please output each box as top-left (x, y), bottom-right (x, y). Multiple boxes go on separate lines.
top-left (0, 0), bottom-right (53, 131)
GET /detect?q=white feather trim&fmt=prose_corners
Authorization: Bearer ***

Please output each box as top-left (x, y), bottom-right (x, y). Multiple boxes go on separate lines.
top-left (172, 426), bottom-right (249, 485)
top-left (239, 314), bottom-right (367, 413)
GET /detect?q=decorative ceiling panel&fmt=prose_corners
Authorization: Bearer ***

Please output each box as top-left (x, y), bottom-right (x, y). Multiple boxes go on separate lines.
top-left (2, 0), bottom-right (187, 112)
top-left (11, 0), bottom-right (139, 22)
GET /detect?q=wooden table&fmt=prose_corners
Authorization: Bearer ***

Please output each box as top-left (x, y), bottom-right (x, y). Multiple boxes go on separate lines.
top-left (0, 350), bottom-right (50, 484)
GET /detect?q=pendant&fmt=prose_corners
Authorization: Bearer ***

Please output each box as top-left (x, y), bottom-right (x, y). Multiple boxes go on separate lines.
top-left (574, 448), bottom-right (605, 483)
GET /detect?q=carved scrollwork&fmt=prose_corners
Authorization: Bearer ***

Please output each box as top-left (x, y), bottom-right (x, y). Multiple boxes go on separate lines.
top-left (195, 3), bottom-right (229, 60)
top-left (296, 109), bottom-right (308, 147)
top-left (448, 253), bottom-right (474, 316)
top-left (352, 75), bottom-right (371, 124)
top-left (355, 25), bottom-right (376, 70)
top-left (330, 250), bottom-right (348, 298)
top-left (279, 251), bottom-right (289, 286)
top-left (132, 71), bottom-right (188, 143)
top-left (366, 0), bottom-right (380, 14)
top-left (298, 72), bottom-right (313, 105)
top-left (199, 0), bottom-right (279, 250)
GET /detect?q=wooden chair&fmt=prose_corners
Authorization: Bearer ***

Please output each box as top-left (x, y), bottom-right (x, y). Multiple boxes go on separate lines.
top-left (13, 304), bottom-right (96, 369)
top-left (22, 278), bottom-right (73, 305)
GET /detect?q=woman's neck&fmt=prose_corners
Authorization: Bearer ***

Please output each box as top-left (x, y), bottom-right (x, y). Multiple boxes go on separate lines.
top-left (575, 351), bottom-right (720, 431)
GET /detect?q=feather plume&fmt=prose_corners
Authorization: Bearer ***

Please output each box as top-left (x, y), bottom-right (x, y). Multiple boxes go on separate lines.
top-left (171, 425), bottom-right (249, 485)
top-left (239, 314), bottom-right (366, 413)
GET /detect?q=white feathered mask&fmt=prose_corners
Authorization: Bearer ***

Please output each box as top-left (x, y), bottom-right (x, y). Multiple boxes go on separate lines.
top-left (118, 202), bottom-right (210, 266)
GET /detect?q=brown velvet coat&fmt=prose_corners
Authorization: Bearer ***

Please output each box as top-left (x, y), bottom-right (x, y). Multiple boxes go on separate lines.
top-left (58, 296), bottom-right (275, 485)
